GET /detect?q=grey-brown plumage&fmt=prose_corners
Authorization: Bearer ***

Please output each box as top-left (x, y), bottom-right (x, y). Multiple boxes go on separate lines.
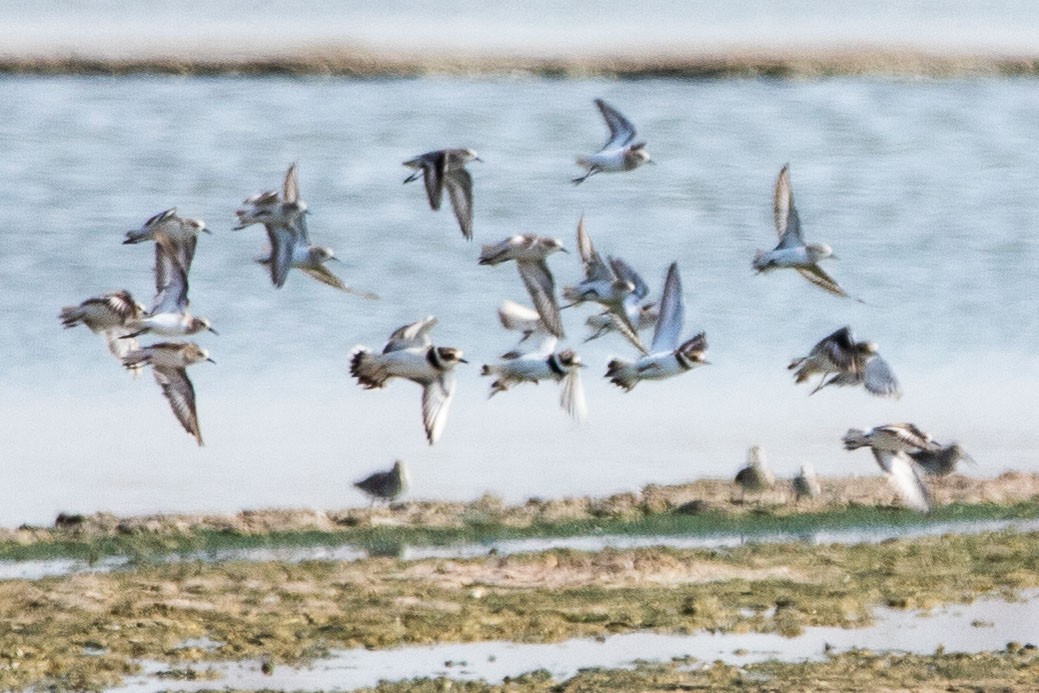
top-left (403, 148), bottom-right (481, 240)
top-left (790, 326), bottom-right (900, 399)
top-left (735, 445), bottom-right (776, 495)
top-left (479, 234), bottom-right (567, 338)
top-left (59, 290), bottom-right (147, 373)
top-left (354, 460), bottom-right (410, 504)
top-left (792, 464), bottom-right (822, 501)
top-left (122, 341), bottom-right (214, 446)
top-left (842, 424), bottom-right (936, 512)
top-left (909, 443), bottom-right (976, 477)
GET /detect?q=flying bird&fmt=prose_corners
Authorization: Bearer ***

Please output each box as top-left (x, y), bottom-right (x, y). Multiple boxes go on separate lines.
top-left (573, 99), bottom-right (652, 184)
top-left (236, 163), bottom-right (377, 297)
top-left (843, 423), bottom-right (939, 512)
top-left (122, 341), bottom-right (214, 446)
top-left (349, 316), bottom-right (467, 445)
top-left (479, 234), bottom-right (567, 338)
top-left (59, 290), bottom-right (147, 374)
top-left (125, 235), bottom-right (217, 338)
top-left (402, 148), bottom-right (481, 240)
top-left (562, 216), bottom-right (647, 353)
top-left (481, 336), bottom-right (588, 422)
top-left (788, 326), bottom-right (900, 398)
top-left (605, 262), bottom-right (708, 391)
top-left (753, 164), bottom-right (857, 300)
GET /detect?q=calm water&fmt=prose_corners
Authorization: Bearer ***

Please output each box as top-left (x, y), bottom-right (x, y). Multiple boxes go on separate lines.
top-left (0, 75), bottom-right (1037, 526)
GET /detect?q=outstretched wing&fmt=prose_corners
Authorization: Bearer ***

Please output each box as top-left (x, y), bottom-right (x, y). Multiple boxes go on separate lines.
top-left (595, 98), bottom-right (637, 150)
top-left (773, 163), bottom-right (804, 249)
top-left (650, 262), bottom-right (683, 354)
top-left (862, 354), bottom-right (901, 399)
top-left (795, 265), bottom-right (850, 298)
top-left (444, 167), bottom-right (474, 240)
top-left (385, 316), bottom-right (438, 353)
top-left (559, 367), bottom-right (588, 423)
top-left (517, 260), bottom-right (565, 338)
top-left (421, 371), bottom-right (456, 445)
top-left (153, 366), bottom-right (203, 446)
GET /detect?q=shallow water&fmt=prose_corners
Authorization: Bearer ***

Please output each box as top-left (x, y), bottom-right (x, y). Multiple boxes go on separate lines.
top-left (109, 592), bottom-right (1039, 691)
top-left (0, 75), bottom-right (1037, 526)
top-left (4, 518), bottom-right (1038, 581)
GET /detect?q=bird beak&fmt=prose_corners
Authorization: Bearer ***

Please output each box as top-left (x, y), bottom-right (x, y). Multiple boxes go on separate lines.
top-left (329, 255), bottom-right (342, 263)
top-left (458, 358), bottom-right (469, 364)
top-left (201, 227), bottom-right (212, 235)
top-left (208, 326), bottom-right (219, 335)
top-left (830, 253), bottom-right (840, 261)
top-left (206, 357), bottom-right (216, 364)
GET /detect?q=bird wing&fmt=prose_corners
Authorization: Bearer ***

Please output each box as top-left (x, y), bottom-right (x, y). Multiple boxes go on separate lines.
top-left (873, 450), bottom-right (931, 512)
top-left (813, 326), bottom-right (858, 371)
top-left (151, 240), bottom-right (190, 314)
top-left (795, 265), bottom-right (850, 298)
top-left (423, 152), bottom-right (446, 211)
top-left (517, 260), bottom-right (565, 338)
top-left (773, 164), bottom-right (805, 249)
top-left (300, 264), bottom-right (348, 291)
top-left (650, 262), bottom-right (684, 354)
top-left (595, 98), bottom-right (637, 150)
top-left (266, 224), bottom-right (295, 288)
top-left (444, 167), bottom-right (474, 240)
top-left (421, 371), bottom-right (456, 445)
top-left (283, 162), bottom-right (300, 204)
top-left (610, 256), bottom-right (649, 300)
top-left (862, 354), bottom-right (902, 399)
top-left (385, 316), bottom-right (438, 353)
top-left (153, 366), bottom-right (203, 446)
top-left (559, 367), bottom-right (588, 423)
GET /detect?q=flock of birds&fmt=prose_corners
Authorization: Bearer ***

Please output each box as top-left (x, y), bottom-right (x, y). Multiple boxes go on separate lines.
top-left (59, 98), bottom-right (973, 512)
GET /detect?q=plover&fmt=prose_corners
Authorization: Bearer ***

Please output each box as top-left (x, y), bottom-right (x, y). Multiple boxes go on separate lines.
top-left (843, 423), bottom-right (938, 512)
top-left (59, 290), bottom-right (147, 372)
top-left (354, 460), bottom-right (410, 505)
top-left (605, 262), bottom-right (708, 391)
top-left (479, 234), bottom-right (567, 338)
top-left (792, 464), bottom-right (822, 501)
top-left (402, 148), bottom-right (481, 240)
top-left (753, 164), bottom-right (856, 300)
top-left (481, 336), bottom-right (588, 422)
top-left (573, 99), bottom-right (652, 184)
top-left (789, 326), bottom-right (900, 399)
top-left (562, 215), bottom-right (647, 353)
top-left (123, 208), bottom-right (209, 276)
top-left (497, 299), bottom-right (552, 346)
top-left (349, 316), bottom-right (467, 445)
top-left (734, 445), bottom-right (776, 496)
top-left (122, 341), bottom-right (214, 446)
top-left (125, 235), bottom-right (217, 338)
top-left (237, 164), bottom-right (377, 297)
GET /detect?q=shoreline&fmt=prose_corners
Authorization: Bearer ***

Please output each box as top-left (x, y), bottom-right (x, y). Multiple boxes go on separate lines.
top-left (2, 49), bottom-right (1039, 78)
top-left (3, 471), bottom-right (1037, 557)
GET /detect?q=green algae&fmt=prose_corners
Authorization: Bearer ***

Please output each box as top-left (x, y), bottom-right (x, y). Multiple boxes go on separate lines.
top-left (2, 529), bottom-right (1039, 690)
top-left (3, 499), bottom-right (1038, 565)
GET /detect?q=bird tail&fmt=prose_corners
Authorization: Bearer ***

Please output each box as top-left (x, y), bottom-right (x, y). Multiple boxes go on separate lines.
top-left (842, 428), bottom-right (870, 450)
top-left (349, 348), bottom-right (386, 389)
top-left (605, 358), bottom-right (638, 391)
top-left (59, 306), bottom-right (84, 328)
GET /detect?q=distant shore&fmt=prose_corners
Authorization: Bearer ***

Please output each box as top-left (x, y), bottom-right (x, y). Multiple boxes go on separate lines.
top-left (3, 48), bottom-right (1039, 78)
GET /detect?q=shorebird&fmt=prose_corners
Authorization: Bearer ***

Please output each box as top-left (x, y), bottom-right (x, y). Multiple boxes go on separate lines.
top-left (605, 262), bottom-right (708, 391)
top-left (497, 299), bottom-right (552, 346)
top-left (573, 99), bottom-right (652, 184)
top-left (843, 423), bottom-right (938, 512)
top-left (753, 164), bottom-right (856, 300)
top-left (734, 445), bottom-right (776, 498)
top-left (354, 460), bottom-right (410, 505)
top-left (789, 326), bottom-right (900, 399)
top-left (562, 216), bottom-right (647, 353)
top-left (122, 341), bottom-right (214, 446)
top-left (584, 301), bottom-right (658, 343)
top-left (910, 442), bottom-right (976, 477)
top-left (481, 336), bottom-right (588, 422)
top-left (479, 234), bottom-right (567, 338)
top-left (125, 235), bottom-right (217, 338)
top-left (792, 464), bottom-right (822, 501)
top-left (123, 208), bottom-right (209, 275)
top-left (59, 290), bottom-right (147, 373)
top-left (349, 316), bottom-right (467, 445)
top-left (237, 163), bottom-right (377, 297)
top-left (402, 148), bottom-right (481, 240)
